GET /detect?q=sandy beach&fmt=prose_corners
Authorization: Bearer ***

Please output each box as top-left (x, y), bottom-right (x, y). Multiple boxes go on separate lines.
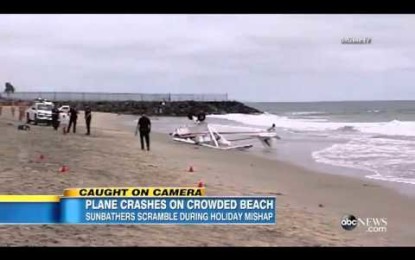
top-left (0, 108), bottom-right (414, 246)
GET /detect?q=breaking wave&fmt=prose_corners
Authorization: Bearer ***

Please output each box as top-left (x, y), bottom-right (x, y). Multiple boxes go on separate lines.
top-left (312, 137), bottom-right (415, 185)
top-left (208, 113), bottom-right (415, 186)
top-left (208, 114), bottom-right (415, 137)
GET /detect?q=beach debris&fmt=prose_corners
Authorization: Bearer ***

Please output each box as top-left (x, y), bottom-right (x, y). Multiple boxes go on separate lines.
top-left (268, 192), bottom-right (284, 196)
top-left (34, 153), bottom-right (46, 163)
top-left (188, 166), bottom-right (195, 172)
top-left (197, 180), bottom-right (204, 187)
top-left (39, 155), bottom-right (45, 162)
top-left (318, 203), bottom-right (324, 208)
top-left (17, 124), bottom-right (30, 131)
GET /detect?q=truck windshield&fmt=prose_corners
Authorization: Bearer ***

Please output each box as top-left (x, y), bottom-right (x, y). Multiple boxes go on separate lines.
top-left (37, 104), bottom-right (52, 111)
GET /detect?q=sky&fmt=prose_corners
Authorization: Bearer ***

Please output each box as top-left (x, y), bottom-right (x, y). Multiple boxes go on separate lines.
top-left (1, 14), bottom-right (415, 102)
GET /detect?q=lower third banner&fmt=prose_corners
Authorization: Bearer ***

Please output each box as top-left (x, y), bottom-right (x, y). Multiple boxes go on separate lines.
top-left (0, 196), bottom-right (276, 225)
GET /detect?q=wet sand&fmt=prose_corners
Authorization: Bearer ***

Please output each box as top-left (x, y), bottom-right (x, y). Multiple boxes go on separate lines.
top-left (0, 109), bottom-right (414, 246)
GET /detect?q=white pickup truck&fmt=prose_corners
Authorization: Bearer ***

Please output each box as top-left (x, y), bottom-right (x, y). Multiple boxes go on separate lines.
top-left (26, 101), bottom-right (54, 125)
top-left (58, 105), bottom-right (70, 114)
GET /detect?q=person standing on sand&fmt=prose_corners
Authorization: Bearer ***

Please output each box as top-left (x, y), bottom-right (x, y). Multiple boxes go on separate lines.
top-left (59, 112), bottom-right (69, 135)
top-left (67, 107), bottom-right (78, 133)
top-left (51, 105), bottom-right (60, 130)
top-left (158, 100), bottom-right (166, 114)
top-left (84, 105), bottom-right (92, 135)
top-left (135, 114), bottom-right (151, 151)
top-left (18, 102), bottom-right (26, 121)
top-left (10, 102), bottom-right (16, 118)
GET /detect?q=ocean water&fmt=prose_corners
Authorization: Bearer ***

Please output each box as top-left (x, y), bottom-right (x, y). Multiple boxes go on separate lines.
top-left (208, 101), bottom-right (415, 187)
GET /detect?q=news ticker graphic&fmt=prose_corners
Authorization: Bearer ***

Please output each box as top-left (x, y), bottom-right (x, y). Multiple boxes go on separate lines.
top-left (0, 187), bottom-right (276, 225)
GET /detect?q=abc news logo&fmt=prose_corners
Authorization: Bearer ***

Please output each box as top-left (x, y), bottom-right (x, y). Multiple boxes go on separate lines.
top-left (341, 215), bottom-right (387, 233)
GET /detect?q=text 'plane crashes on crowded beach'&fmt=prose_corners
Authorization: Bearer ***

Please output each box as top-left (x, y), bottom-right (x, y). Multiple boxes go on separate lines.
top-left (170, 113), bottom-right (281, 151)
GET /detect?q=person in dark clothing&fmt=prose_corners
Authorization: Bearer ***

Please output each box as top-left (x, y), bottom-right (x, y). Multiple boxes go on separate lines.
top-left (51, 106), bottom-right (60, 130)
top-left (267, 123), bottom-right (276, 132)
top-left (135, 114), bottom-right (151, 151)
top-left (84, 106), bottom-right (92, 135)
top-left (67, 107), bottom-right (78, 133)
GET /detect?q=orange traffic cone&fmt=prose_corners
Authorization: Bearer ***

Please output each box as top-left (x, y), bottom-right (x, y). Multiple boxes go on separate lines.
top-left (188, 166), bottom-right (195, 172)
top-left (197, 180), bottom-right (204, 188)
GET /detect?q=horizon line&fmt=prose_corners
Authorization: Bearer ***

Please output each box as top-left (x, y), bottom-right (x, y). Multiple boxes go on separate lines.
top-left (240, 99), bottom-right (415, 103)
top-left (3, 91), bottom-right (415, 103)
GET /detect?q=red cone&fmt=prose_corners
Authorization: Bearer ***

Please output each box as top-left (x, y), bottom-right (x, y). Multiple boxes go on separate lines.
top-left (59, 165), bottom-right (69, 173)
top-left (197, 180), bottom-right (204, 188)
top-left (39, 154), bottom-right (45, 160)
top-left (188, 166), bottom-right (194, 172)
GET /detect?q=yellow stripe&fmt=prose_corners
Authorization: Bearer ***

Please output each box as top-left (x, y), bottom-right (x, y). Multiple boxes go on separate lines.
top-left (0, 195), bottom-right (60, 202)
top-left (64, 187), bottom-right (205, 197)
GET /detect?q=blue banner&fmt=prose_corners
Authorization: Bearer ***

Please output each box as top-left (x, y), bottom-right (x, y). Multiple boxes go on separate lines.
top-left (0, 196), bottom-right (276, 225)
top-left (0, 202), bottom-right (60, 224)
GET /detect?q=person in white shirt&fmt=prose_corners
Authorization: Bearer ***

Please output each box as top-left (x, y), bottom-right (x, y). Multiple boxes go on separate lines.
top-left (59, 112), bottom-right (69, 135)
